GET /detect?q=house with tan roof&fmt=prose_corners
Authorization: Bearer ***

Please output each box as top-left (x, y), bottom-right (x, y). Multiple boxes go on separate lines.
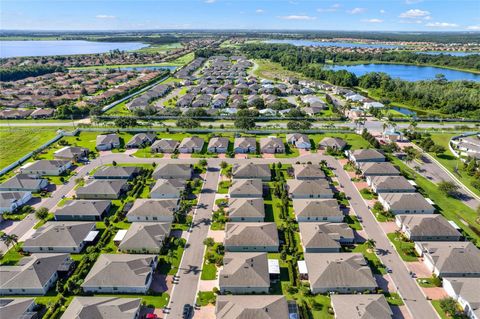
top-left (319, 137), bottom-right (347, 150)
top-left (286, 133), bottom-right (311, 149)
top-left (60, 297), bottom-right (142, 319)
top-left (232, 163), bottom-right (271, 181)
top-left (228, 198), bottom-right (265, 222)
top-left (207, 137), bottom-right (229, 153)
top-left (224, 222), bottom-right (279, 252)
top-left (293, 199), bottom-right (344, 222)
top-left (20, 160), bottom-right (72, 176)
top-left (0, 174), bottom-right (48, 192)
top-left (76, 180), bottom-right (128, 199)
top-left (216, 295), bottom-right (289, 319)
top-left (178, 136), bottom-right (204, 153)
top-left (233, 137), bottom-right (256, 154)
top-left (126, 199), bottom-right (178, 222)
top-left (118, 222), bottom-right (171, 254)
top-left (152, 163), bottom-right (192, 180)
top-left (54, 200), bottom-right (111, 221)
top-left (151, 139), bottom-right (180, 153)
top-left (293, 164), bottom-right (326, 180)
top-left (54, 146), bottom-right (89, 161)
top-left (331, 294), bottom-right (393, 319)
top-left (286, 179), bottom-right (333, 199)
top-left (259, 137), bottom-right (285, 154)
top-left (395, 214), bottom-right (462, 241)
top-left (299, 222), bottom-right (354, 252)
top-left (378, 193), bottom-right (435, 214)
top-left (359, 162), bottom-right (400, 177)
top-left (348, 149), bottom-right (385, 165)
top-left (0, 298), bottom-right (37, 319)
top-left (229, 179), bottom-right (263, 198)
top-left (150, 179), bottom-right (183, 199)
top-left (367, 175), bottom-right (416, 193)
top-left (219, 252), bottom-right (270, 294)
top-left (96, 134), bottom-right (120, 151)
top-left (443, 277), bottom-right (480, 319)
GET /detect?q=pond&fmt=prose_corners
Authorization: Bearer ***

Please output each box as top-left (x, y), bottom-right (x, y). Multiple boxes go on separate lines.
top-left (326, 63), bottom-right (480, 82)
top-left (0, 40), bottom-right (148, 58)
top-left (391, 107), bottom-right (417, 116)
top-left (265, 39), bottom-right (401, 49)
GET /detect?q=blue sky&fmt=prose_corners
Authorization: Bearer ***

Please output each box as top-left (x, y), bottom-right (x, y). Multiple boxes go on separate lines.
top-left (1, 0), bottom-right (479, 31)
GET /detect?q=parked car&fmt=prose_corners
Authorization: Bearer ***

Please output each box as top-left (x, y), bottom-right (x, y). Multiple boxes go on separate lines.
top-left (183, 304), bottom-right (192, 318)
top-left (146, 314), bottom-right (158, 319)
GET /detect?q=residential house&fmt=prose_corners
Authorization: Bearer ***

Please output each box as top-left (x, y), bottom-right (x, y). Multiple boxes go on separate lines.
top-left (96, 134), bottom-right (120, 151)
top-left (54, 146), bottom-right (89, 161)
top-left (224, 222), bottom-right (279, 252)
top-left (293, 199), bottom-right (344, 222)
top-left (232, 163), bottom-right (271, 181)
top-left (207, 137), bottom-right (229, 153)
top-left (395, 214), bottom-right (462, 241)
top-left (367, 175), bottom-right (416, 194)
top-left (31, 108), bottom-right (55, 118)
top-left (348, 149), bottom-right (385, 165)
top-left (178, 137), bottom-right (204, 153)
top-left (81, 254), bottom-right (158, 294)
top-left (228, 198), bottom-right (265, 222)
top-left (331, 294), bottom-right (393, 319)
top-left (75, 180), bottom-right (128, 200)
top-left (293, 164), bottom-right (326, 180)
top-left (0, 191), bottom-right (32, 213)
top-left (23, 222), bottom-right (97, 253)
top-left (150, 139), bottom-right (179, 153)
top-left (259, 137), bottom-right (285, 154)
top-left (443, 277), bottom-right (480, 319)
top-left (216, 295), bottom-right (289, 319)
top-left (233, 137), bottom-right (257, 154)
top-left (0, 298), bottom-right (37, 319)
top-left (126, 199), bottom-right (178, 222)
top-left (219, 252), bottom-right (270, 294)
top-left (415, 242), bottom-right (480, 277)
top-left (118, 222), bottom-right (171, 254)
top-left (359, 162), bottom-right (400, 177)
top-left (319, 137), bottom-right (347, 151)
top-left (286, 133), bottom-right (311, 149)
top-left (54, 200), bottom-right (111, 221)
top-left (378, 193), bottom-right (435, 215)
top-left (304, 253), bottom-right (377, 294)
top-left (150, 179), bottom-right (182, 199)
top-left (286, 179), bottom-right (333, 199)
top-left (60, 297), bottom-right (142, 319)
top-left (152, 163), bottom-right (192, 180)
top-left (0, 254), bottom-right (70, 295)
top-left (20, 160), bottom-right (71, 176)
top-left (0, 174), bottom-right (48, 192)
top-left (229, 179), bottom-right (263, 198)
top-left (93, 166), bottom-right (140, 180)
top-left (125, 133), bottom-right (156, 149)
top-left (299, 223), bottom-right (354, 252)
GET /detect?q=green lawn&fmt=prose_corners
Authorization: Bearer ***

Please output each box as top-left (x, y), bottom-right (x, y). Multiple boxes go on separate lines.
top-left (94, 293), bottom-right (170, 308)
top-left (200, 262), bottom-right (217, 280)
top-left (385, 293), bottom-right (405, 306)
top-left (196, 291), bottom-right (216, 306)
top-left (136, 42), bottom-right (183, 53)
top-left (217, 180), bottom-right (231, 194)
top-left (345, 215), bottom-right (363, 230)
top-left (0, 243), bottom-right (24, 266)
top-left (431, 300), bottom-right (466, 319)
top-left (359, 188), bottom-right (376, 200)
top-left (351, 243), bottom-right (387, 275)
top-left (387, 233), bottom-right (418, 262)
top-left (417, 276), bottom-right (442, 288)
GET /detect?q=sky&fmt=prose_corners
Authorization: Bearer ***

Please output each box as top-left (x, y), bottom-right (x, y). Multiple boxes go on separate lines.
top-left (1, 0), bottom-right (479, 31)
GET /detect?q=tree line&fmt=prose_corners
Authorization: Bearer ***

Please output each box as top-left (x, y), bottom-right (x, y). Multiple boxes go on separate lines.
top-left (0, 65), bottom-right (66, 81)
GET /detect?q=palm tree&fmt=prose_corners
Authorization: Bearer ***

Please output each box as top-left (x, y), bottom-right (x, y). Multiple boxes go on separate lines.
top-left (1, 234), bottom-right (19, 249)
top-left (365, 239), bottom-right (376, 250)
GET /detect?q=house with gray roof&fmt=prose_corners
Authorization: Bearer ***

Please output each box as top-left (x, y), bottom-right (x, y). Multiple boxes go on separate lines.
top-left (23, 221), bottom-right (96, 253)
top-left (224, 222), bottom-right (279, 252)
top-left (219, 252), bottom-right (270, 294)
top-left (395, 214), bottom-right (462, 241)
top-left (232, 163), bottom-right (271, 181)
top-left (259, 137), bottom-right (285, 154)
top-left (54, 146), bottom-right (89, 161)
top-left (60, 297), bottom-right (141, 319)
top-left (348, 149), bottom-right (385, 164)
top-left (178, 136), bottom-right (204, 153)
top-left (414, 242), bottom-right (480, 277)
top-left (286, 133), bottom-right (311, 149)
top-left (293, 164), bottom-right (326, 180)
top-left (76, 180), bottom-right (128, 199)
top-left (319, 137), bottom-right (347, 150)
top-left (359, 162), bottom-right (400, 177)
top-left (207, 137), bottom-right (229, 153)
top-left (96, 134), bottom-right (120, 151)
top-left (118, 222), bottom-right (171, 254)
top-left (286, 179), bottom-right (333, 199)
top-left (21, 160), bottom-right (71, 176)
top-left (216, 295), bottom-right (289, 319)
top-left (151, 139), bottom-right (180, 153)
top-left (0, 174), bottom-right (48, 192)
top-left (152, 163), bottom-right (192, 180)
top-left (229, 179), bottom-right (263, 198)
top-left (299, 223), bottom-right (354, 252)
top-left (126, 199), bottom-right (178, 222)
top-left (331, 294), bottom-right (393, 319)
top-left (150, 179), bottom-right (182, 199)
top-left (443, 277), bottom-right (480, 319)
top-left (0, 253), bottom-right (70, 295)
top-left (0, 298), bottom-right (37, 319)
top-left (379, 193), bottom-right (435, 214)
top-left (0, 191), bottom-right (32, 213)
top-left (228, 198), bottom-right (265, 222)
top-left (125, 133), bottom-right (156, 149)
top-left (54, 200), bottom-right (111, 221)
top-left (293, 199), bottom-right (344, 222)
top-left (93, 166), bottom-right (140, 180)
top-left (233, 137), bottom-right (257, 153)
top-left (304, 252), bottom-right (377, 294)
top-left (82, 254), bottom-right (158, 294)
top-left (368, 175), bottom-right (416, 193)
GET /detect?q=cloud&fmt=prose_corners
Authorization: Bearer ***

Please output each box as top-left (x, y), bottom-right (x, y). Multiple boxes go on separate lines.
top-left (426, 22), bottom-right (459, 28)
top-left (347, 8), bottom-right (366, 15)
top-left (256, 9), bottom-right (264, 13)
top-left (405, 0), bottom-right (423, 4)
top-left (95, 14), bottom-right (116, 19)
top-left (279, 15), bottom-right (316, 20)
top-left (399, 9), bottom-right (430, 19)
top-left (380, 9), bottom-right (386, 14)
top-left (363, 18), bottom-right (384, 23)
top-left (317, 3), bottom-right (341, 13)
top-left (204, 0), bottom-right (216, 3)
top-left (466, 25), bottom-right (480, 30)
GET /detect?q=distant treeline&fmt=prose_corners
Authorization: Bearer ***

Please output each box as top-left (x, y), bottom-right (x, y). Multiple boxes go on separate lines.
top-left (240, 43), bottom-right (480, 117)
top-left (93, 36), bottom-right (180, 44)
top-left (0, 65), bottom-right (65, 81)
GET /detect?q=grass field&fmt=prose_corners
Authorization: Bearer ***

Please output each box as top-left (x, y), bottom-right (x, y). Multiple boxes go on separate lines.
top-left (253, 59), bottom-right (309, 81)
top-left (387, 233), bottom-right (418, 262)
top-left (135, 42), bottom-right (183, 53)
top-left (0, 128), bottom-right (58, 170)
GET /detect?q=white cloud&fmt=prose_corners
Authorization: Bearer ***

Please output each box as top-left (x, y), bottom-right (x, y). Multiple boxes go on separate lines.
top-left (95, 14), bottom-right (116, 19)
top-left (405, 0), bottom-right (423, 4)
top-left (426, 22), bottom-right (459, 28)
top-left (317, 3), bottom-right (341, 13)
top-left (347, 8), bottom-right (366, 15)
top-left (399, 9), bottom-right (430, 19)
top-left (204, 0), bottom-right (216, 3)
top-left (279, 15), bottom-right (316, 20)
top-left (256, 9), bottom-right (264, 13)
top-left (466, 25), bottom-right (480, 30)
top-left (380, 9), bottom-right (386, 14)
top-left (363, 18), bottom-right (384, 23)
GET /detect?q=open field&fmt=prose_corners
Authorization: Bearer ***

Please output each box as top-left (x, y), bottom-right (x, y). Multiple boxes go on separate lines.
top-left (135, 42), bottom-right (183, 53)
top-left (253, 59), bottom-right (309, 81)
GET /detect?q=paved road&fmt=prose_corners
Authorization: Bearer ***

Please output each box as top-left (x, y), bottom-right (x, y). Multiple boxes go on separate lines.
top-left (328, 157), bottom-right (439, 319)
top-left (166, 167), bottom-right (220, 319)
top-left (0, 214), bottom-right (37, 253)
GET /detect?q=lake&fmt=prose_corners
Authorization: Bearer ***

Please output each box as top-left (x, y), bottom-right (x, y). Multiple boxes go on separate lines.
top-left (415, 51), bottom-right (480, 57)
top-left (0, 40), bottom-right (148, 58)
top-left (265, 39), bottom-right (400, 49)
top-left (326, 63), bottom-right (480, 82)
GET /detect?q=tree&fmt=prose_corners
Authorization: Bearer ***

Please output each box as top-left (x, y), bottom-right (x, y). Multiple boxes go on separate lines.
top-left (234, 117), bottom-right (256, 130)
top-left (198, 159), bottom-right (208, 167)
top-left (220, 161), bottom-right (228, 169)
top-left (176, 117), bottom-right (199, 128)
top-left (1, 234), bottom-right (19, 249)
top-left (439, 297), bottom-right (458, 317)
top-left (114, 117), bottom-right (137, 128)
top-left (112, 160), bottom-right (117, 166)
top-left (431, 145), bottom-right (446, 156)
top-left (287, 120), bottom-right (311, 130)
top-left (35, 207), bottom-right (49, 220)
top-left (203, 237), bottom-right (215, 247)
top-left (438, 181), bottom-right (459, 197)
top-left (365, 239), bottom-right (376, 250)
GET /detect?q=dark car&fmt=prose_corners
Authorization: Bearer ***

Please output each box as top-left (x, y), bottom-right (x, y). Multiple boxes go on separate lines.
top-left (183, 304), bottom-right (192, 318)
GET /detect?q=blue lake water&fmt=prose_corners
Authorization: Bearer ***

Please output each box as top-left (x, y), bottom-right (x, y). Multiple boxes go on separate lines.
top-left (0, 40), bottom-right (148, 58)
top-left (326, 63), bottom-right (480, 82)
top-left (265, 39), bottom-right (400, 49)
top-left (415, 51), bottom-right (479, 57)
